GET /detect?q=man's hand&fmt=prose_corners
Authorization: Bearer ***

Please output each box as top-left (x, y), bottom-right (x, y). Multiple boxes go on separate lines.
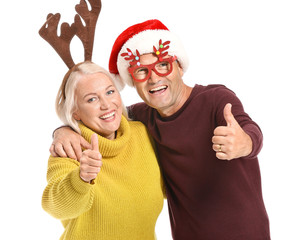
top-left (50, 127), bottom-right (91, 160)
top-left (212, 103), bottom-right (253, 160)
top-left (79, 134), bottom-right (102, 183)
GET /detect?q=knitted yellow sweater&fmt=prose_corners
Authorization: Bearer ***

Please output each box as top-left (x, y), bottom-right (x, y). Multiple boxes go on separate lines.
top-left (42, 116), bottom-right (164, 240)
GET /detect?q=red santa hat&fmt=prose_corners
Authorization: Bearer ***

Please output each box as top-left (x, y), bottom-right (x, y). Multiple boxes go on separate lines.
top-left (109, 19), bottom-right (189, 89)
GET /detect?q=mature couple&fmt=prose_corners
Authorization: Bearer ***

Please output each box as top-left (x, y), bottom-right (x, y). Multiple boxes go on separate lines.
top-left (41, 1), bottom-right (270, 239)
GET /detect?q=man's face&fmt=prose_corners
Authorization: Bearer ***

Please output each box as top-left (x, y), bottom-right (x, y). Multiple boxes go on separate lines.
top-left (132, 53), bottom-right (184, 116)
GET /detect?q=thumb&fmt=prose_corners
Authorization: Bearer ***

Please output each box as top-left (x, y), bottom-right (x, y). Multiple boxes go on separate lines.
top-left (223, 103), bottom-right (237, 127)
top-left (90, 133), bottom-right (99, 152)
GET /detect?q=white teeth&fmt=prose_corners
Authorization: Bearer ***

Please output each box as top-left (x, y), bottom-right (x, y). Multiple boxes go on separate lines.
top-left (150, 86), bottom-right (167, 92)
top-left (100, 111), bottom-right (115, 119)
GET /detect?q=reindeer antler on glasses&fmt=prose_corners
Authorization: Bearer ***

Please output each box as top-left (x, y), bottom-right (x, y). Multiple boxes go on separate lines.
top-left (39, 0), bottom-right (102, 69)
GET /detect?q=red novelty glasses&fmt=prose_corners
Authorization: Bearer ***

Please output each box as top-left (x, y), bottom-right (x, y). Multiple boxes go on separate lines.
top-left (128, 56), bottom-right (177, 82)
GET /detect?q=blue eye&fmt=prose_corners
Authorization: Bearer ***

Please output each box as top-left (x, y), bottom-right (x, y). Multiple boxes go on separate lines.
top-left (107, 90), bottom-right (115, 95)
top-left (88, 97), bottom-right (97, 103)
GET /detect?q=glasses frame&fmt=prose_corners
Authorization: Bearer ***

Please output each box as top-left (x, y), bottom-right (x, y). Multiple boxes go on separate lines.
top-left (128, 56), bottom-right (178, 82)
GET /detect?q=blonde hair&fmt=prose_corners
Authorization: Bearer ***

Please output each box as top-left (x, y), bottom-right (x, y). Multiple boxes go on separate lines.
top-left (55, 61), bottom-right (128, 134)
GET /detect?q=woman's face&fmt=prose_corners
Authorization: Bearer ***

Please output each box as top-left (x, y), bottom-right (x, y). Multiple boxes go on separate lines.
top-left (73, 72), bottom-right (123, 140)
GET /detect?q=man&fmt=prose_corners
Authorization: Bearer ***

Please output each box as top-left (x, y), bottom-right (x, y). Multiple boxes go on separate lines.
top-left (51, 19), bottom-right (270, 239)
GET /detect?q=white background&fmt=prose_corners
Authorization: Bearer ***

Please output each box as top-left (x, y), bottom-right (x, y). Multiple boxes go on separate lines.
top-left (1, 0), bottom-right (299, 239)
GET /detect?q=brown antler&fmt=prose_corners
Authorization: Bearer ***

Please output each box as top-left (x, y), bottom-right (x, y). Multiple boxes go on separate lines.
top-left (74, 0), bottom-right (102, 62)
top-left (39, 13), bottom-right (77, 69)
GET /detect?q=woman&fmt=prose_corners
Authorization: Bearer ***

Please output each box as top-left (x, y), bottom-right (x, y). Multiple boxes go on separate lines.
top-left (42, 61), bottom-right (164, 240)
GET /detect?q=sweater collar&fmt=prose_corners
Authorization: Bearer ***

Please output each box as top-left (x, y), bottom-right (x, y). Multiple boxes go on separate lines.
top-left (79, 115), bottom-right (131, 157)
top-left (156, 84), bottom-right (200, 121)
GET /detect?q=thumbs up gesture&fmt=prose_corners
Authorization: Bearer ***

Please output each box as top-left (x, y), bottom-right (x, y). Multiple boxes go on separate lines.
top-left (79, 133), bottom-right (102, 183)
top-left (212, 103), bottom-right (253, 160)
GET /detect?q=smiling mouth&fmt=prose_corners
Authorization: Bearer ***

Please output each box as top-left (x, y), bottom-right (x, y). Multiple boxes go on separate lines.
top-left (100, 111), bottom-right (116, 120)
top-left (149, 85), bottom-right (168, 94)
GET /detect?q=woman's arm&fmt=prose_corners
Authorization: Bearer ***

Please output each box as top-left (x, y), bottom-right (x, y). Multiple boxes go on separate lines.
top-left (42, 157), bottom-right (95, 220)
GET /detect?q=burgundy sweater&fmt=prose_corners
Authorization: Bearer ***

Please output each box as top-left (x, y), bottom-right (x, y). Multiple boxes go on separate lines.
top-left (128, 84), bottom-right (270, 240)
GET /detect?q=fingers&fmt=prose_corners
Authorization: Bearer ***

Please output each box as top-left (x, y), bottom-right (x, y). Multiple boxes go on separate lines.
top-left (85, 157), bottom-right (103, 167)
top-left (80, 165), bottom-right (102, 182)
top-left (213, 126), bottom-right (232, 136)
top-left (84, 149), bottom-right (102, 160)
top-left (80, 136), bottom-right (92, 150)
top-left (212, 144), bottom-right (233, 160)
top-left (50, 142), bottom-right (68, 158)
top-left (80, 148), bottom-right (102, 183)
top-left (212, 143), bottom-right (224, 153)
top-left (212, 127), bottom-right (233, 161)
top-left (79, 135), bottom-right (102, 183)
top-left (80, 172), bottom-right (98, 183)
top-left (212, 136), bottom-right (234, 160)
top-left (53, 139), bottom-right (91, 161)
top-left (212, 135), bottom-right (226, 145)
top-left (63, 142), bottom-right (79, 160)
top-left (73, 141), bottom-right (84, 161)
top-left (49, 144), bottom-right (58, 157)
top-left (80, 162), bottom-right (102, 175)
top-left (216, 151), bottom-right (230, 160)
top-left (49, 141), bottom-right (80, 160)
top-left (80, 162), bottom-right (101, 182)
top-left (51, 127), bottom-right (83, 160)
top-left (90, 134), bottom-right (99, 151)
top-left (212, 103), bottom-right (243, 161)
top-left (223, 103), bottom-right (237, 127)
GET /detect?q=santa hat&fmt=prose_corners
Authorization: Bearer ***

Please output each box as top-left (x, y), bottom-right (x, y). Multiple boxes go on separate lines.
top-left (109, 19), bottom-right (189, 89)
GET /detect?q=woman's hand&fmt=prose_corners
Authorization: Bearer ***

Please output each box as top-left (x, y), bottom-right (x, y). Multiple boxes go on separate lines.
top-left (79, 134), bottom-right (102, 183)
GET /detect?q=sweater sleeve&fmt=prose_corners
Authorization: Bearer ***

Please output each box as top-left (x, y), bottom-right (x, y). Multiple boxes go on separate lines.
top-left (127, 102), bottom-right (150, 125)
top-left (213, 86), bottom-right (263, 159)
top-left (42, 156), bottom-right (95, 220)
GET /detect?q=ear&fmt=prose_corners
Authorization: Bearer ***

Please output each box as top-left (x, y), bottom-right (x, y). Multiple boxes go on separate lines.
top-left (73, 111), bottom-right (81, 121)
top-left (132, 81), bottom-right (137, 88)
top-left (179, 65), bottom-right (184, 77)
top-left (176, 61), bottom-right (184, 77)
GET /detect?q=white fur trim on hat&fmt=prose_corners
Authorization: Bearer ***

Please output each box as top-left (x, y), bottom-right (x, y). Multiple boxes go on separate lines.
top-left (117, 29), bottom-right (189, 87)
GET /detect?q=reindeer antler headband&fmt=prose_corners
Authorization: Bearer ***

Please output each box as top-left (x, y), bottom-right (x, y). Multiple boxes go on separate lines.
top-left (39, 0), bottom-right (101, 69)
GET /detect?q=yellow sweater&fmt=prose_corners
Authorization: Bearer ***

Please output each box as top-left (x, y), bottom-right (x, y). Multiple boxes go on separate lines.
top-left (42, 116), bottom-right (164, 240)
